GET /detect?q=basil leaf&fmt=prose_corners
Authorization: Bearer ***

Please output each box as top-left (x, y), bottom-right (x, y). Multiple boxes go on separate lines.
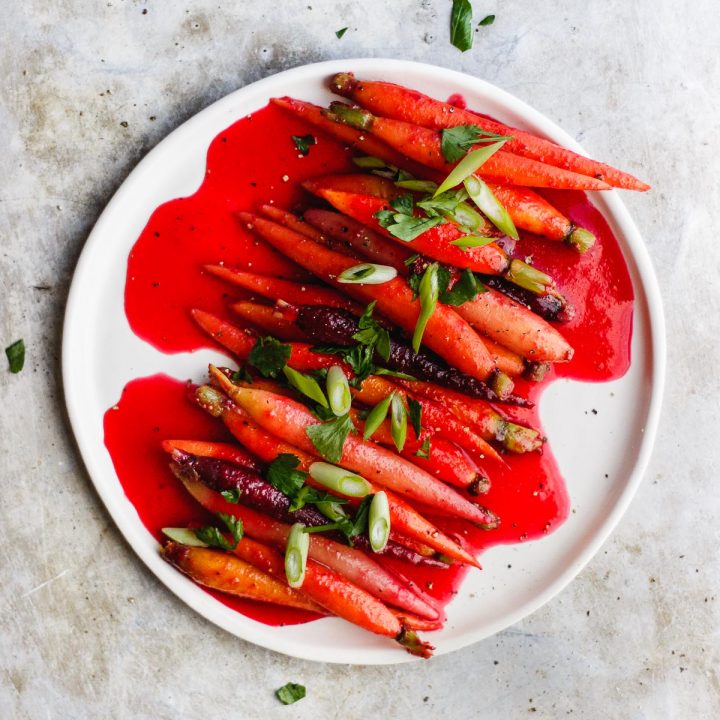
top-left (440, 268), bottom-right (482, 306)
top-left (335, 27), bottom-right (348, 38)
top-left (247, 336), bottom-right (291, 378)
top-left (220, 489), bottom-right (241, 504)
top-left (283, 365), bottom-right (329, 407)
top-left (276, 683), bottom-right (306, 705)
top-left (5, 339), bottom-right (25, 374)
top-left (291, 134), bottom-right (316, 155)
top-left (479, 14), bottom-right (495, 26)
top-left (450, 0), bottom-right (473, 52)
top-left (406, 397), bottom-right (423, 438)
top-left (306, 414), bottom-right (355, 463)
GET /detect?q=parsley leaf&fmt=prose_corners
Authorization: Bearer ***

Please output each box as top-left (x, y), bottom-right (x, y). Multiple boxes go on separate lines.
top-left (306, 414), bottom-right (355, 463)
top-left (194, 513), bottom-right (243, 550)
top-left (276, 682), bottom-right (306, 705)
top-left (479, 14), bottom-right (495, 26)
top-left (247, 336), bottom-right (291, 378)
top-left (220, 489), bottom-right (241, 504)
top-left (5, 339), bottom-right (25, 374)
top-left (440, 124), bottom-right (509, 162)
top-left (407, 397), bottom-right (423, 438)
top-left (390, 193), bottom-right (414, 216)
top-left (266, 454), bottom-right (308, 498)
top-left (353, 301), bottom-right (391, 361)
top-left (218, 513), bottom-right (243, 544)
top-left (450, 0), bottom-right (473, 52)
top-left (231, 366), bottom-right (253, 383)
top-left (335, 27), bottom-right (348, 38)
top-left (374, 211), bottom-right (443, 242)
top-left (291, 134), bottom-right (316, 155)
top-left (440, 268), bottom-right (483, 306)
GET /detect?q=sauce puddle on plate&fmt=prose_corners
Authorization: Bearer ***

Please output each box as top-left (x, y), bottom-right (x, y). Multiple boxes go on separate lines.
top-left (106, 101), bottom-right (633, 625)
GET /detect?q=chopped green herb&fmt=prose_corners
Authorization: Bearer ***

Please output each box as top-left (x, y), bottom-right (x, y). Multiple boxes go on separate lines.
top-left (374, 368), bottom-right (416, 380)
top-left (414, 438), bottom-right (432, 458)
top-left (434, 140), bottom-right (507, 196)
top-left (266, 454), bottom-right (342, 511)
top-left (194, 513), bottom-right (243, 551)
top-left (283, 365), bottom-right (329, 407)
top-left (363, 394), bottom-right (393, 441)
top-left (450, 235), bottom-right (495, 249)
top-left (291, 134), bottom-right (316, 155)
top-left (390, 193), bottom-right (415, 216)
top-left (220, 489), bottom-right (241, 504)
top-left (450, 0), bottom-right (473, 52)
top-left (404, 253), bottom-right (420, 267)
top-left (406, 397), bottom-right (423, 438)
top-left (478, 13), bottom-right (495, 26)
top-left (440, 125), bottom-right (510, 163)
top-left (352, 156), bottom-right (386, 168)
top-left (353, 301), bottom-right (391, 361)
top-left (276, 682), bottom-right (306, 705)
top-left (395, 179), bottom-right (439, 193)
top-left (463, 174), bottom-right (519, 239)
top-left (349, 495), bottom-right (372, 538)
top-left (5, 339), bottom-right (25, 374)
top-left (413, 263), bottom-right (440, 352)
top-left (390, 394), bottom-right (408, 452)
top-left (374, 211), bottom-right (443, 242)
top-left (335, 26), bottom-right (348, 38)
top-left (230, 366), bottom-right (253, 383)
top-left (218, 512), bottom-right (243, 544)
top-left (247, 336), bottom-right (291, 378)
top-left (306, 413), bottom-right (355, 463)
top-left (440, 268), bottom-right (483, 306)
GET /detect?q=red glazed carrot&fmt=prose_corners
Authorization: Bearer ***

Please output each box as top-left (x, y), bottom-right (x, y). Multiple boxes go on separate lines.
top-left (195, 384), bottom-right (478, 565)
top-left (303, 174), bottom-right (403, 201)
top-left (489, 184), bottom-right (595, 252)
top-left (209, 367), bottom-right (497, 527)
top-left (162, 541), bottom-right (324, 612)
top-left (303, 207), bottom-right (413, 270)
top-left (304, 187), bottom-right (509, 275)
top-left (271, 96), bottom-right (434, 180)
top-left (455, 288), bottom-right (574, 362)
top-left (229, 302), bottom-right (307, 341)
top-left (160, 439), bottom-right (261, 471)
top-left (395, 379), bottom-right (543, 454)
top-left (232, 535), bottom-right (433, 651)
top-left (205, 265), bottom-right (364, 314)
top-left (177, 471), bottom-right (440, 620)
top-left (326, 102), bottom-right (613, 191)
top-left (329, 73), bottom-right (650, 191)
top-left (481, 336), bottom-right (526, 377)
top-left (256, 204), bottom-right (326, 242)
top-left (236, 212), bottom-right (497, 381)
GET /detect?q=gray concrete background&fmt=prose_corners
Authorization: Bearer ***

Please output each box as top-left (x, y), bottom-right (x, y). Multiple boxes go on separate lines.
top-left (1, 1), bottom-right (718, 718)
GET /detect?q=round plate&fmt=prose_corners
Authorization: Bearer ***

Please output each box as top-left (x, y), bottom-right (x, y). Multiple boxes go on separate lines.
top-left (62, 59), bottom-right (665, 664)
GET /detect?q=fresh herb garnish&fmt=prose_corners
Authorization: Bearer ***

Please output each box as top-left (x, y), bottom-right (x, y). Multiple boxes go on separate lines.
top-left (374, 210), bottom-right (443, 242)
top-left (374, 368), bottom-right (416, 380)
top-left (335, 26), bottom-right (348, 38)
top-left (390, 394), bottom-right (408, 451)
top-left (478, 13), bottom-right (495, 26)
top-left (440, 268), bottom-right (484, 306)
top-left (194, 513), bottom-right (243, 550)
top-left (414, 438), bottom-right (432, 458)
top-left (413, 263), bottom-right (440, 352)
top-left (391, 192), bottom-right (415, 216)
top-left (5, 339), bottom-right (25, 374)
top-left (306, 413), bottom-right (355, 463)
top-left (406, 397), bottom-right (423, 438)
top-left (291, 134), bottom-right (316, 155)
top-left (440, 125), bottom-right (510, 163)
top-left (450, 235), bottom-right (495, 249)
top-left (450, 0), bottom-right (473, 52)
top-left (362, 394), bottom-right (393, 441)
top-left (353, 301), bottom-right (391, 361)
top-left (266, 454), bottom-right (342, 511)
top-left (220, 489), bottom-right (241, 504)
top-left (352, 156), bottom-right (386, 168)
top-left (282, 365), bottom-right (329, 407)
top-left (434, 139), bottom-right (507, 196)
top-left (230, 365), bottom-right (253, 383)
top-left (276, 682), bottom-right (306, 705)
top-left (247, 336), bottom-right (291, 378)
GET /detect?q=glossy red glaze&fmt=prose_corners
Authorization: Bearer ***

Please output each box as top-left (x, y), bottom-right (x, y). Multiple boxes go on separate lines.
top-left (107, 101), bottom-right (634, 628)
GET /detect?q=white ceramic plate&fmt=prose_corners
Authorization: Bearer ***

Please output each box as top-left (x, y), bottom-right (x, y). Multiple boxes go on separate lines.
top-left (62, 59), bottom-right (665, 664)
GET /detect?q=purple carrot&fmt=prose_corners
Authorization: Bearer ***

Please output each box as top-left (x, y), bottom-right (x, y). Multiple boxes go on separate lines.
top-left (295, 305), bottom-right (531, 407)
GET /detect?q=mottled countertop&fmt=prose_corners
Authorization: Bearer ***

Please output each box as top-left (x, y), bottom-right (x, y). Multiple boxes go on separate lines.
top-left (1, 1), bottom-right (718, 718)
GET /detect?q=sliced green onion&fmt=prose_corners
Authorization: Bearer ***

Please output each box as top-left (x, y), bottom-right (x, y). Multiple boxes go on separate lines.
top-left (368, 491), bottom-right (390, 552)
top-left (326, 365), bottom-right (352, 416)
top-left (443, 200), bottom-right (485, 232)
top-left (285, 523), bottom-right (309, 588)
top-left (352, 155), bottom-right (386, 168)
top-left (315, 500), bottom-right (349, 522)
top-left (309, 462), bottom-right (371, 497)
top-left (390, 394), bottom-right (407, 452)
top-left (282, 365), bottom-right (328, 407)
top-left (412, 263), bottom-right (440, 352)
top-left (162, 527), bottom-right (209, 547)
top-left (450, 235), bottom-right (495, 249)
top-left (338, 263), bottom-right (397, 285)
top-left (363, 394), bottom-right (393, 440)
top-left (463, 175), bottom-right (518, 240)
top-left (434, 139), bottom-right (506, 197)
top-left (506, 259), bottom-right (553, 295)
top-left (395, 179), bottom-right (439, 193)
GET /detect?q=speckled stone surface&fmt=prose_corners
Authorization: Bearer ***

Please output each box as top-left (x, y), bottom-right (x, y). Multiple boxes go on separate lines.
top-left (1, 1), bottom-right (718, 717)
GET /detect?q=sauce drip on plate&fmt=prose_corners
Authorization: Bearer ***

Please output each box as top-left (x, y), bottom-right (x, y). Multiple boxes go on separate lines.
top-left (106, 102), bottom-right (633, 625)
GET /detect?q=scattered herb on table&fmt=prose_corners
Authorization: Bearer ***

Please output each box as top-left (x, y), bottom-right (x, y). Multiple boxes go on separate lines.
top-left (450, 0), bottom-right (473, 52)
top-left (276, 682), bottom-right (306, 705)
top-left (5, 339), bottom-right (25, 373)
top-left (335, 27), bottom-right (348, 39)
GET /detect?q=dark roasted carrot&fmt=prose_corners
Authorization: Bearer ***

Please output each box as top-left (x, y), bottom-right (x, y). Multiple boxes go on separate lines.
top-left (329, 73), bottom-right (650, 191)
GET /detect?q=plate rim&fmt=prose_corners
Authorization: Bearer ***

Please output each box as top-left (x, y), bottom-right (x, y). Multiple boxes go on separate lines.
top-left (62, 57), bottom-right (666, 665)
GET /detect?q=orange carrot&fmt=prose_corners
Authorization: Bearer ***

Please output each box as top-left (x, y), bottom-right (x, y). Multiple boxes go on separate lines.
top-left (330, 73), bottom-right (650, 191)
top-left (326, 102), bottom-right (612, 191)
top-left (160, 439), bottom-right (260, 471)
top-left (236, 212), bottom-right (497, 381)
top-left (229, 302), bottom-right (307, 341)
